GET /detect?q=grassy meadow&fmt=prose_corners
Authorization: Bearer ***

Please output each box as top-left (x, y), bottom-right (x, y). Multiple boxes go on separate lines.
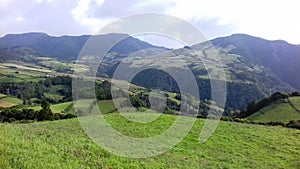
top-left (26, 101), bottom-right (73, 113)
top-left (0, 96), bottom-right (22, 108)
top-left (0, 114), bottom-right (299, 169)
top-left (0, 63), bottom-right (51, 82)
top-left (247, 97), bottom-right (300, 123)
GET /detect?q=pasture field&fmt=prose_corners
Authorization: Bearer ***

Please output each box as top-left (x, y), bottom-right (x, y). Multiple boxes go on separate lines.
top-left (0, 97), bottom-right (22, 108)
top-left (26, 101), bottom-right (73, 113)
top-left (0, 114), bottom-right (299, 169)
top-left (0, 63), bottom-right (50, 82)
top-left (248, 97), bottom-right (300, 123)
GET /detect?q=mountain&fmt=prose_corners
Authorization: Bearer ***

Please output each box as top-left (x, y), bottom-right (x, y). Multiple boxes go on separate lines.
top-left (0, 46), bottom-right (40, 62)
top-left (0, 32), bottom-right (166, 60)
top-left (211, 34), bottom-right (300, 90)
top-left (104, 34), bottom-right (300, 109)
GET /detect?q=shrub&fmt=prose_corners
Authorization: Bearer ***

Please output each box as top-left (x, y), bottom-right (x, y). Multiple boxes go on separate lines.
top-left (8, 117), bottom-right (16, 123)
top-left (233, 118), bottom-right (245, 123)
top-left (61, 113), bottom-right (76, 119)
top-left (221, 117), bottom-right (233, 122)
top-left (286, 120), bottom-right (300, 129)
top-left (267, 121), bottom-right (285, 126)
top-left (289, 92), bottom-right (300, 97)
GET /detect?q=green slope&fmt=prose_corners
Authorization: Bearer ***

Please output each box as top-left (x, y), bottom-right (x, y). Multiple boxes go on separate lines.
top-left (0, 96), bottom-right (22, 108)
top-left (247, 97), bottom-right (300, 123)
top-left (27, 102), bottom-right (73, 113)
top-left (0, 93), bottom-right (6, 98)
top-left (1, 114), bottom-right (299, 168)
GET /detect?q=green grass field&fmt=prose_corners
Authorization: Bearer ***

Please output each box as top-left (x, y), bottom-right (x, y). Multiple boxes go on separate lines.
top-left (0, 93), bottom-right (6, 99)
top-left (0, 100), bottom-right (14, 108)
top-left (27, 102), bottom-right (73, 113)
top-left (50, 102), bottom-right (73, 113)
top-left (1, 97), bottom-right (23, 105)
top-left (0, 64), bottom-right (47, 82)
top-left (97, 100), bottom-right (116, 114)
top-left (289, 97), bottom-right (300, 111)
top-left (0, 97), bottom-right (23, 108)
top-left (0, 114), bottom-right (299, 169)
top-left (26, 100), bottom-right (116, 114)
top-left (247, 97), bottom-right (300, 123)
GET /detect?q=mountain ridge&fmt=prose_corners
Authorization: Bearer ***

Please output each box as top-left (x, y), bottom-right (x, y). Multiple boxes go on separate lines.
top-left (207, 33), bottom-right (300, 90)
top-left (0, 32), bottom-right (167, 60)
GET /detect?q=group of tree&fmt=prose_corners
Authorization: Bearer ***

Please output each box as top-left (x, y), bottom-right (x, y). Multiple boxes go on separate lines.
top-left (0, 100), bottom-right (76, 123)
top-left (0, 76), bottom-right (73, 104)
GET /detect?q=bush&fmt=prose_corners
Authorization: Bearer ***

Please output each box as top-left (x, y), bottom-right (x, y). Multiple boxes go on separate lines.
top-left (289, 92), bottom-right (300, 97)
top-left (258, 122), bottom-right (267, 125)
top-left (52, 113), bottom-right (61, 120)
top-left (60, 113), bottom-right (76, 119)
top-left (8, 117), bottom-right (16, 123)
top-left (286, 120), bottom-right (300, 129)
top-left (266, 121), bottom-right (285, 126)
top-left (233, 118), bottom-right (247, 123)
top-left (130, 95), bottom-right (146, 107)
top-left (270, 92), bottom-right (289, 101)
top-left (19, 119), bottom-right (35, 123)
top-left (221, 117), bottom-right (234, 122)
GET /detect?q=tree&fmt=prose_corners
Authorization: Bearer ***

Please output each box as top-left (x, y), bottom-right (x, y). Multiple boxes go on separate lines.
top-left (36, 100), bottom-right (53, 121)
top-left (41, 99), bottom-right (50, 110)
top-left (23, 99), bottom-right (27, 105)
top-left (28, 99), bottom-right (32, 106)
top-left (44, 78), bottom-right (52, 87)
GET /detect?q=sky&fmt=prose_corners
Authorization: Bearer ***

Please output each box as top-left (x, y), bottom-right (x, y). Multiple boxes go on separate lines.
top-left (0, 0), bottom-right (299, 48)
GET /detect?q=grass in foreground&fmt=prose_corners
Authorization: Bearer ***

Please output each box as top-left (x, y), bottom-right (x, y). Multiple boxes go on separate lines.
top-left (0, 114), bottom-right (299, 169)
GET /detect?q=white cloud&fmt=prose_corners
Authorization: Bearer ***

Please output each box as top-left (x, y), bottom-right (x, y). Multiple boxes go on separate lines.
top-left (95, 0), bottom-right (105, 6)
top-left (16, 16), bottom-right (24, 22)
top-left (34, 0), bottom-right (53, 4)
top-left (1, 0), bottom-right (299, 44)
top-left (163, 0), bottom-right (300, 43)
top-left (68, 0), bottom-right (300, 43)
top-left (0, 0), bottom-right (12, 7)
top-left (71, 0), bottom-right (113, 33)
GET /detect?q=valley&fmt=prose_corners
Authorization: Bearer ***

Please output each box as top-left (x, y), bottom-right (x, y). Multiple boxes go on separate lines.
top-left (0, 32), bottom-right (300, 168)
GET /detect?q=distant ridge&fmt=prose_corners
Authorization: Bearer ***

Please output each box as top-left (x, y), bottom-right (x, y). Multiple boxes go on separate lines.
top-left (0, 32), bottom-right (167, 60)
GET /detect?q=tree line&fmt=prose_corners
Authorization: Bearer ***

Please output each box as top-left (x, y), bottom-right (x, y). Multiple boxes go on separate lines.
top-left (0, 100), bottom-right (76, 123)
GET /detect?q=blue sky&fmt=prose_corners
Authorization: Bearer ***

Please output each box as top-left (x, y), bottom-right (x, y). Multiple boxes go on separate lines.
top-left (0, 0), bottom-right (299, 48)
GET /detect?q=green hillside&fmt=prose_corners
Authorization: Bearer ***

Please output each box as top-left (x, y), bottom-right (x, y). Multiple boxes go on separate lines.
top-left (0, 96), bottom-right (22, 108)
top-left (27, 101), bottom-right (73, 113)
top-left (1, 114), bottom-right (299, 169)
top-left (247, 96), bottom-right (300, 123)
top-left (0, 93), bottom-right (6, 98)
top-left (26, 100), bottom-right (116, 114)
